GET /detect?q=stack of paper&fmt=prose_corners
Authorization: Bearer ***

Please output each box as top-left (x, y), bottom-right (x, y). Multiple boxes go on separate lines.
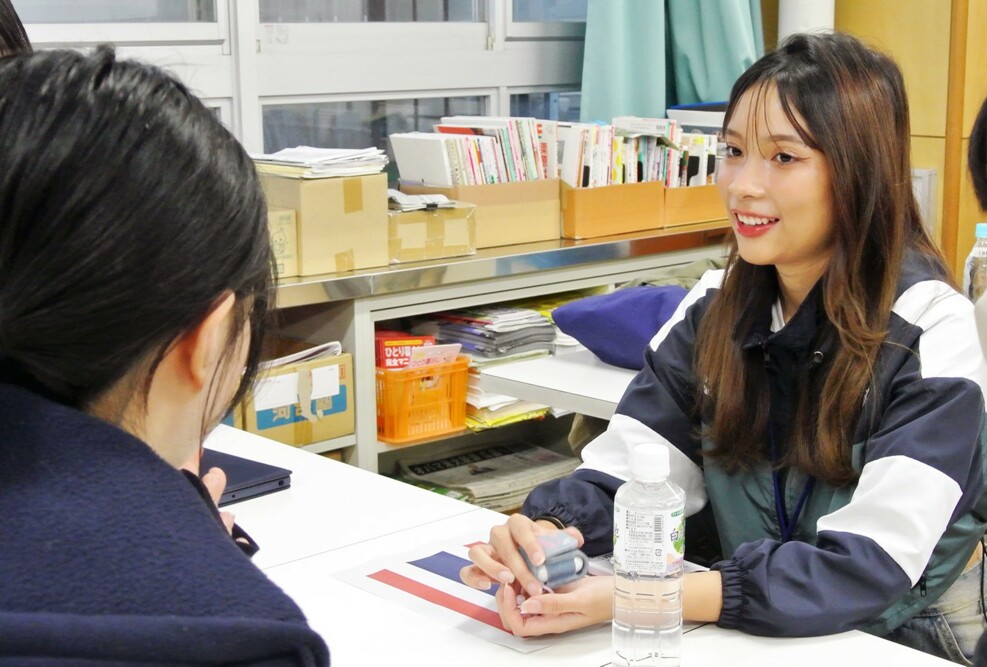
top-left (410, 306), bottom-right (556, 364)
top-left (465, 373), bottom-right (549, 431)
top-left (387, 189), bottom-right (455, 212)
top-left (252, 145), bottom-right (388, 179)
top-left (260, 340), bottom-right (342, 369)
top-left (396, 442), bottom-right (580, 512)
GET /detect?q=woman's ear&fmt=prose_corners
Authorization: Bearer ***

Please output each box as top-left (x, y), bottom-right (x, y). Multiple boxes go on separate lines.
top-left (169, 292), bottom-right (237, 392)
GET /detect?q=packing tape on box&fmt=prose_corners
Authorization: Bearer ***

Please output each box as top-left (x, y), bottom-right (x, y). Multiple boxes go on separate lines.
top-left (444, 218), bottom-right (470, 248)
top-left (398, 221), bottom-right (427, 250)
top-left (296, 368), bottom-right (317, 423)
top-left (335, 249), bottom-right (355, 272)
top-left (425, 216), bottom-right (446, 250)
top-left (343, 177), bottom-right (363, 214)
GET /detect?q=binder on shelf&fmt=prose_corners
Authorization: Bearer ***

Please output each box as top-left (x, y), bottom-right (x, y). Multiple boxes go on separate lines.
top-left (388, 132), bottom-right (457, 187)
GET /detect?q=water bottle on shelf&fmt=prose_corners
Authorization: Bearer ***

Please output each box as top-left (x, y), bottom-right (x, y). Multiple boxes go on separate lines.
top-left (612, 443), bottom-right (686, 667)
top-left (963, 223), bottom-right (987, 301)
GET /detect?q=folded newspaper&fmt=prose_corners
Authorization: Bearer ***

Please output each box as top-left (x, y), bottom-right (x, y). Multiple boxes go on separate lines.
top-left (397, 443), bottom-right (580, 512)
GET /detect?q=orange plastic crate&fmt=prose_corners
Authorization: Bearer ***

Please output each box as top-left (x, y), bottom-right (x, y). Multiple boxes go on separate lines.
top-left (376, 355), bottom-right (470, 443)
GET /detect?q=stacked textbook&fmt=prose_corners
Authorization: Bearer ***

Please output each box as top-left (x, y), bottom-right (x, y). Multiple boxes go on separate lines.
top-left (395, 442), bottom-right (580, 512)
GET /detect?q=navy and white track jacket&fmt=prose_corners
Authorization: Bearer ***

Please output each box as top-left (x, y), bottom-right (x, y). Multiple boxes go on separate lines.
top-left (523, 252), bottom-right (987, 637)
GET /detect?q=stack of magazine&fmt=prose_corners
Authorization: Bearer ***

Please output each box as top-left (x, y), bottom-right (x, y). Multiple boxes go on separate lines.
top-left (410, 306), bottom-right (556, 367)
top-left (395, 443), bottom-right (580, 512)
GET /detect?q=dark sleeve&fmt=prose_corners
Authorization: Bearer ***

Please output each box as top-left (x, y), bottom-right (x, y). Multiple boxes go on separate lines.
top-left (522, 468), bottom-right (624, 557)
top-left (523, 277), bottom-right (720, 557)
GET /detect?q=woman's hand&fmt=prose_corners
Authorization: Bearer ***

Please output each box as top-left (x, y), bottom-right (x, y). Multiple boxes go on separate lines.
top-left (496, 575), bottom-right (613, 637)
top-left (200, 466), bottom-right (235, 535)
top-left (460, 514), bottom-right (584, 598)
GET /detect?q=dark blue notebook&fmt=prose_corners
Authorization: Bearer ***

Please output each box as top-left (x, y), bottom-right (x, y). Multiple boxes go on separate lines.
top-left (200, 449), bottom-right (292, 506)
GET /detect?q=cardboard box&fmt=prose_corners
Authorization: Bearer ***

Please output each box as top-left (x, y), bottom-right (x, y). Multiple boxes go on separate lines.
top-left (388, 203), bottom-right (476, 263)
top-left (268, 207), bottom-right (299, 279)
top-left (260, 173), bottom-right (388, 275)
top-left (560, 181), bottom-right (664, 239)
top-left (663, 184), bottom-right (727, 228)
top-left (400, 179), bottom-right (560, 249)
top-left (242, 338), bottom-right (354, 447)
top-left (220, 403), bottom-right (244, 429)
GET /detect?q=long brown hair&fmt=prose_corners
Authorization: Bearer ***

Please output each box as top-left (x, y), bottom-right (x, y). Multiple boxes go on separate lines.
top-left (695, 32), bottom-right (949, 486)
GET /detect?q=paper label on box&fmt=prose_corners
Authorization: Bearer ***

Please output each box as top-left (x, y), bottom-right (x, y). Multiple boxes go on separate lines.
top-left (312, 365), bottom-right (340, 400)
top-left (255, 386), bottom-right (349, 430)
top-left (445, 219), bottom-right (469, 247)
top-left (254, 366), bottom-right (341, 410)
top-left (254, 373), bottom-right (300, 411)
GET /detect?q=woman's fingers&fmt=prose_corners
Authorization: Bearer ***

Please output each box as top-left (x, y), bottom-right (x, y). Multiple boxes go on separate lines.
top-left (490, 516), bottom-right (547, 598)
top-left (200, 466), bottom-right (227, 507)
top-left (510, 576), bottom-right (615, 637)
top-left (463, 542), bottom-right (514, 589)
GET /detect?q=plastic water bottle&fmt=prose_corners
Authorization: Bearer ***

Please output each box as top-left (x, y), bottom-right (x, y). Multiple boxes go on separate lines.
top-left (963, 223), bottom-right (987, 301)
top-left (612, 443), bottom-right (686, 667)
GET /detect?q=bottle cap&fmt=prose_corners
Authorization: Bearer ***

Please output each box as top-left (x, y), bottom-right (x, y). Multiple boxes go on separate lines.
top-left (977, 223), bottom-right (987, 238)
top-left (631, 443), bottom-right (670, 481)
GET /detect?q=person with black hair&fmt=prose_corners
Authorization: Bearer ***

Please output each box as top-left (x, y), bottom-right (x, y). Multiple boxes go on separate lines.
top-left (0, 47), bottom-right (328, 665)
top-left (0, 0), bottom-right (30, 55)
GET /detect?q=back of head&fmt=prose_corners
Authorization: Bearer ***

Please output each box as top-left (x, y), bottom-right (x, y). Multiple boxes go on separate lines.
top-left (0, 0), bottom-right (31, 55)
top-left (0, 47), bottom-right (272, 411)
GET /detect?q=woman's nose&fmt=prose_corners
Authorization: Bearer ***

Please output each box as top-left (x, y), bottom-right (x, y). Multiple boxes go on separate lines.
top-left (726, 158), bottom-right (765, 199)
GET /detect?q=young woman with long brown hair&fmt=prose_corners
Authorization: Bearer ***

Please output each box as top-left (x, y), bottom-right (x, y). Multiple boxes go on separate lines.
top-left (462, 32), bottom-right (987, 663)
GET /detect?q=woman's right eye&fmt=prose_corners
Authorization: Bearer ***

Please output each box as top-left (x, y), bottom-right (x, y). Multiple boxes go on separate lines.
top-left (724, 145), bottom-right (743, 158)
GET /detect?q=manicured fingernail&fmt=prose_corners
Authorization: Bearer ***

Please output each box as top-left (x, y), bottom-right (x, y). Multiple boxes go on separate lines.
top-left (520, 599), bottom-right (541, 614)
top-left (477, 579), bottom-right (492, 590)
top-left (531, 550), bottom-right (545, 565)
top-left (526, 582), bottom-right (543, 597)
top-left (497, 570), bottom-right (514, 584)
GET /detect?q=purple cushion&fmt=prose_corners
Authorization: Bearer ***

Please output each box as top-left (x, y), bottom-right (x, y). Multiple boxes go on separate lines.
top-left (553, 285), bottom-right (688, 370)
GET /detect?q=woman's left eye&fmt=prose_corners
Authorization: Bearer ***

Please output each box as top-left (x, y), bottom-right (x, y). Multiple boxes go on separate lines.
top-left (775, 152), bottom-right (797, 164)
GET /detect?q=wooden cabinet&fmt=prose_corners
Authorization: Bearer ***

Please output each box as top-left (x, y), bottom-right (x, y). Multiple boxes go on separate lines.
top-left (835, 0), bottom-right (987, 276)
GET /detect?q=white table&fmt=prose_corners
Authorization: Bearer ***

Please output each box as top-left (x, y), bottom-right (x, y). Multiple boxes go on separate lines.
top-left (478, 347), bottom-right (637, 420)
top-left (210, 427), bottom-right (954, 666)
top-left (204, 425), bottom-right (477, 569)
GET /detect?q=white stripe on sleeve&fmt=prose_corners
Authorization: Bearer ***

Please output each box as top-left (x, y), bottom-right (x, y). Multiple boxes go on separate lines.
top-left (579, 413), bottom-right (708, 516)
top-left (815, 455), bottom-right (961, 585)
top-left (893, 280), bottom-right (987, 398)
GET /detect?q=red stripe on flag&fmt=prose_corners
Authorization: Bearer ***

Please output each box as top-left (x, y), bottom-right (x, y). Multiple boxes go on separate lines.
top-left (368, 569), bottom-right (507, 632)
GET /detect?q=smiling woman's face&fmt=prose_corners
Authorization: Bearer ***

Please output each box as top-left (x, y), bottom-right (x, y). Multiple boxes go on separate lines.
top-left (717, 84), bottom-right (836, 286)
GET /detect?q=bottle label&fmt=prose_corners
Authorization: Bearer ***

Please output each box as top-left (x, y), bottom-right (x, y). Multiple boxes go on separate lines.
top-left (613, 505), bottom-right (685, 575)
